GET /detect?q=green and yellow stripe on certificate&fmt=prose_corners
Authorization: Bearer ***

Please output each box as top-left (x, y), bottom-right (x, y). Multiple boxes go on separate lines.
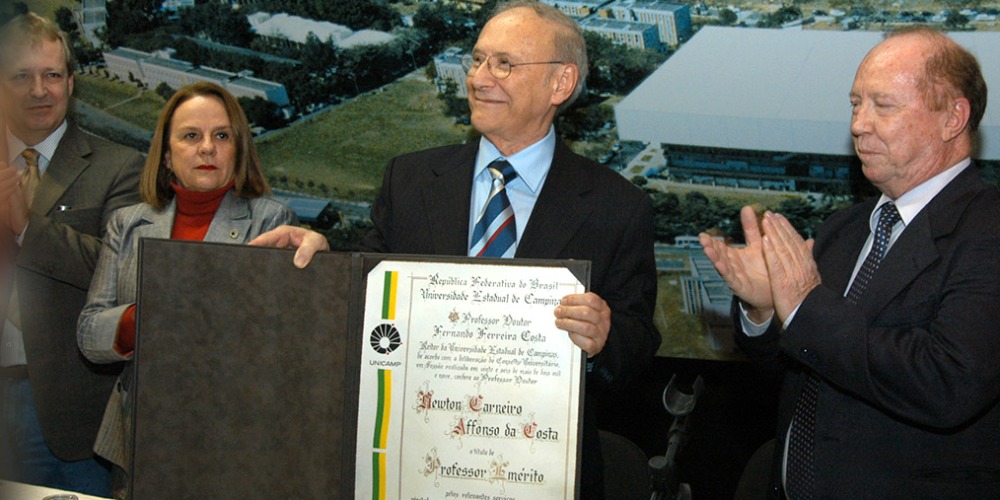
top-left (371, 450), bottom-right (387, 500)
top-left (382, 271), bottom-right (398, 320)
top-left (371, 368), bottom-right (392, 499)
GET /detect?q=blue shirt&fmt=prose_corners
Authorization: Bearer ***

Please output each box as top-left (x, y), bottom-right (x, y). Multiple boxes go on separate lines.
top-left (467, 126), bottom-right (556, 255)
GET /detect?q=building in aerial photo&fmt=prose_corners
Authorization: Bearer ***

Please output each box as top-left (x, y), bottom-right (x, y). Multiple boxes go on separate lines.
top-left (616, 26), bottom-right (1000, 194)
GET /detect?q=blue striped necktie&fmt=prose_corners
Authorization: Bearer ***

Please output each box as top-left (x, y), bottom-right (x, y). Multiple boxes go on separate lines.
top-left (786, 201), bottom-right (901, 499)
top-left (469, 159), bottom-right (517, 258)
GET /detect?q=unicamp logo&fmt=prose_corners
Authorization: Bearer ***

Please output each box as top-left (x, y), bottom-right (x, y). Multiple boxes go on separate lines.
top-left (369, 323), bottom-right (402, 354)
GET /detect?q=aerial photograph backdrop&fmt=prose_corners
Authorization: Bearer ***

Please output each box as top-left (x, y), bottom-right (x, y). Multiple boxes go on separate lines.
top-left (20, 0), bottom-right (1000, 360)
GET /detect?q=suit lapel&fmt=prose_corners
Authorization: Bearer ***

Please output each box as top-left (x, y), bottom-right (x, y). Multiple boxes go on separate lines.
top-left (134, 200), bottom-right (175, 241)
top-left (859, 165), bottom-right (986, 315)
top-left (516, 140), bottom-right (594, 259)
top-left (863, 217), bottom-right (938, 313)
top-left (32, 124), bottom-right (90, 215)
top-left (818, 201), bottom-right (874, 296)
top-left (204, 191), bottom-right (253, 243)
top-left (422, 144), bottom-right (476, 255)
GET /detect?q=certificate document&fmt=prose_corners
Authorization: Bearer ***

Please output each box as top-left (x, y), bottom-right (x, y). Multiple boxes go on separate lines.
top-left (354, 261), bottom-right (586, 500)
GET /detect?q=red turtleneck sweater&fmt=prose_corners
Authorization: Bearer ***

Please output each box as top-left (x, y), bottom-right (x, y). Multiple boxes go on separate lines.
top-left (114, 181), bottom-right (236, 356)
top-left (169, 180), bottom-right (236, 240)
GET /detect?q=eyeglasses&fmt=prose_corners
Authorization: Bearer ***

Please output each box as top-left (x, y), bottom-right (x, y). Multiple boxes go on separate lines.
top-left (461, 53), bottom-right (564, 80)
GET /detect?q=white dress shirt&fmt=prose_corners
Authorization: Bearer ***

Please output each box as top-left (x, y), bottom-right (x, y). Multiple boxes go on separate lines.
top-left (1, 121), bottom-right (69, 367)
top-left (737, 158), bottom-right (972, 491)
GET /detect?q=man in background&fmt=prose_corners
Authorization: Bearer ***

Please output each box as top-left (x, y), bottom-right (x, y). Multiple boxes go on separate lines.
top-left (701, 27), bottom-right (999, 497)
top-left (0, 12), bottom-right (143, 495)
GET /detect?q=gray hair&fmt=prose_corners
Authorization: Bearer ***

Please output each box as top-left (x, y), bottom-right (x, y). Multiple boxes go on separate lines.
top-left (488, 0), bottom-right (588, 111)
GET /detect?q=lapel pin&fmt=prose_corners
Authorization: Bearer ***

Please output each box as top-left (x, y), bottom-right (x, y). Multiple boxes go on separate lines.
top-left (230, 229), bottom-right (239, 239)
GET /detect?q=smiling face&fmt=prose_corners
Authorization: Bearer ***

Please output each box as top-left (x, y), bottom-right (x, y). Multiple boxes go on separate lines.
top-left (0, 38), bottom-right (73, 146)
top-left (466, 7), bottom-right (572, 155)
top-left (849, 34), bottom-right (968, 199)
top-left (164, 95), bottom-right (237, 192)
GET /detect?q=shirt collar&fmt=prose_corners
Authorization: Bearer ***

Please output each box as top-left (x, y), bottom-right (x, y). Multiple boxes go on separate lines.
top-left (870, 157), bottom-right (971, 229)
top-left (474, 126), bottom-right (556, 194)
top-left (7, 120), bottom-right (68, 176)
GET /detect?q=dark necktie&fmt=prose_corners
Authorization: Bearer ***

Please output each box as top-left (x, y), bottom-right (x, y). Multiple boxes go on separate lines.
top-left (469, 159), bottom-right (517, 258)
top-left (785, 202), bottom-right (901, 499)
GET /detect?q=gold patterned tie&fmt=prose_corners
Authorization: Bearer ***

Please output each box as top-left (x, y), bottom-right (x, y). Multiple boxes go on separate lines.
top-left (20, 148), bottom-right (41, 208)
top-left (7, 149), bottom-right (42, 333)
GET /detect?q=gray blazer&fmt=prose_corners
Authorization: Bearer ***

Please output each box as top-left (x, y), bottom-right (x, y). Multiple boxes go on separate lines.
top-left (17, 121), bottom-right (143, 461)
top-left (77, 191), bottom-right (297, 470)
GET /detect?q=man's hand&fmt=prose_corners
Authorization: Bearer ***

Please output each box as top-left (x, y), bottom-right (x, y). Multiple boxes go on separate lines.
top-left (700, 206), bottom-right (774, 323)
top-left (554, 292), bottom-right (611, 358)
top-left (761, 211), bottom-right (820, 323)
top-left (0, 162), bottom-right (29, 237)
top-left (248, 225), bottom-right (330, 268)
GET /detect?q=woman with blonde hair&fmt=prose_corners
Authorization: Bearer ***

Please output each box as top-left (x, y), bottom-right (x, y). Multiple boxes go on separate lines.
top-left (77, 81), bottom-right (298, 496)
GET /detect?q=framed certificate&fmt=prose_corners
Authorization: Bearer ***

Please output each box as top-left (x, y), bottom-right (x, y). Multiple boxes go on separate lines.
top-left (354, 258), bottom-right (587, 499)
top-left (131, 240), bottom-right (588, 499)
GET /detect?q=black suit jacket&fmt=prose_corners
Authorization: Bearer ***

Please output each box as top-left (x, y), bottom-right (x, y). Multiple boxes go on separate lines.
top-left (362, 139), bottom-right (660, 497)
top-left (16, 122), bottom-right (144, 461)
top-left (736, 165), bottom-right (1000, 498)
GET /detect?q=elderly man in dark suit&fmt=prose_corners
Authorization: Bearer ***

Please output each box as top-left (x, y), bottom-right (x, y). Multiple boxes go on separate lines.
top-left (255, 2), bottom-right (659, 497)
top-left (0, 12), bottom-right (143, 496)
top-left (701, 27), bottom-right (999, 498)
top-left (362, 2), bottom-right (659, 498)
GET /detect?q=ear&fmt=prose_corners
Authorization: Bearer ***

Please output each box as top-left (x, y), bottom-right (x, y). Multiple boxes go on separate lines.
top-left (550, 64), bottom-right (579, 107)
top-left (67, 73), bottom-right (74, 97)
top-left (163, 149), bottom-right (171, 171)
top-left (941, 96), bottom-right (971, 142)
